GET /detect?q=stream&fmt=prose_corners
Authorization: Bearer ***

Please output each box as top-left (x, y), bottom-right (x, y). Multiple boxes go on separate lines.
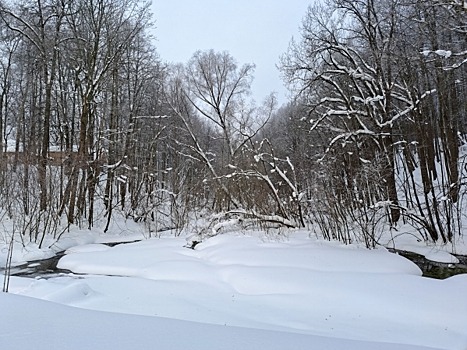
top-left (2, 243), bottom-right (467, 280)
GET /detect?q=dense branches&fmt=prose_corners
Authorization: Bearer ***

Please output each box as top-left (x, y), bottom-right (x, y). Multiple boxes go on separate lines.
top-left (281, 0), bottom-right (467, 243)
top-left (166, 50), bottom-right (307, 228)
top-left (0, 0), bottom-right (171, 238)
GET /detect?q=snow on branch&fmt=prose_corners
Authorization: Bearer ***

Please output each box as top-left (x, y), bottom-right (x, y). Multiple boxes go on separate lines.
top-left (421, 49), bottom-right (467, 70)
top-left (135, 115), bottom-right (171, 119)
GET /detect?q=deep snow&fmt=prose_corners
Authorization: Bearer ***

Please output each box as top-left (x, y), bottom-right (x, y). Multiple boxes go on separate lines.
top-left (2, 230), bottom-right (467, 350)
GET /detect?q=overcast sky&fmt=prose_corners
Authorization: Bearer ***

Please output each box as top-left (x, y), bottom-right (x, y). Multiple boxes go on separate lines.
top-left (150, 1), bottom-right (310, 104)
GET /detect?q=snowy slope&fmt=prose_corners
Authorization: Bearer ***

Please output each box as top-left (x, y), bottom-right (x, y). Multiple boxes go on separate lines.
top-left (0, 293), bottom-right (440, 350)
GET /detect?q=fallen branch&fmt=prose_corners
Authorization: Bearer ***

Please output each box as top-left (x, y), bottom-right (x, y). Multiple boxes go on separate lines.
top-left (185, 210), bottom-right (296, 248)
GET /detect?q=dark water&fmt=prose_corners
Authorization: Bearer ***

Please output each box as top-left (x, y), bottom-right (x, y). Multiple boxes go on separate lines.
top-left (388, 248), bottom-right (467, 279)
top-left (4, 253), bottom-right (73, 278)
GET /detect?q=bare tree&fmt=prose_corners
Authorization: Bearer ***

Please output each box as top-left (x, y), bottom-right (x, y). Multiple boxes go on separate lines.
top-left (168, 51), bottom-right (257, 210)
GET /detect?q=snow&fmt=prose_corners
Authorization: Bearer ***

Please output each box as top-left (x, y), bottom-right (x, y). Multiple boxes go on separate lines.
top-left (65, 243), bottom-right (111, 254)
top-left (2, 230), bottom-right (467, 350)
top-left (420, 50), bottom-right (452, 59)
top-left (435, 50), bottom-right (452, 59)
top-left (0, 293), bottom-right (440, 350)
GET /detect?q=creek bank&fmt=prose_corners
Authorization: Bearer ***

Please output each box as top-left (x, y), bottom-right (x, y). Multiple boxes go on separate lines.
top-left (3, 240), bottom-right (142, 278)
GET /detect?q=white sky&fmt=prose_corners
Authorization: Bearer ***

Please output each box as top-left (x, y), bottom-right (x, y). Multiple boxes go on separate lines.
top-left (150, 0), bottom-right (311, 104)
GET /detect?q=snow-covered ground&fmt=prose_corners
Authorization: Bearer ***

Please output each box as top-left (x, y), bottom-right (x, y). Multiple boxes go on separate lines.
top-left (2, 229), bottom-right (467, 350)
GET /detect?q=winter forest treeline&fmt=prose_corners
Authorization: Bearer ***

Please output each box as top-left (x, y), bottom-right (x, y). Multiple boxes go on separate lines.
top-left (0, 0), bottom-right (466, 247)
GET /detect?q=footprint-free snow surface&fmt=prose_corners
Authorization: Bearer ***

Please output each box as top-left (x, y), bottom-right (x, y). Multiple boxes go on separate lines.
top-left (4, 231), bottom-right (467, 349)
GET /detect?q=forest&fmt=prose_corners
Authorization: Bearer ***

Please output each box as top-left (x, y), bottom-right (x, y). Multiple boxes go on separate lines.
top-left (0, 0), bottom-right (466, 248)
